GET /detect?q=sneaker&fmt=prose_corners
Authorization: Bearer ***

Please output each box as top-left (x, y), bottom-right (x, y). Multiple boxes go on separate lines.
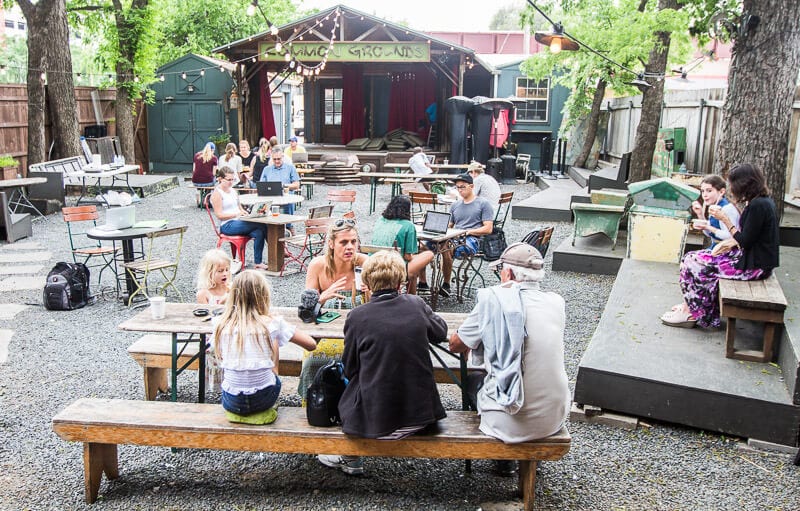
top-left (417, 282), bottom-right (429, 292)
top-left (493, 460), bottom-right (518, 477)
top-left (317, 454), bottom-right (364, 475)
top-left (438, 283), bottom-right (451, 298)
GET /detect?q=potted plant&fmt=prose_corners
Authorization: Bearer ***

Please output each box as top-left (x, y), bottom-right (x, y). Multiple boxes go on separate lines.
top-left (208, 133), bottom-right (231, 151)
top-left (0, 155), bottom-right (19, 180)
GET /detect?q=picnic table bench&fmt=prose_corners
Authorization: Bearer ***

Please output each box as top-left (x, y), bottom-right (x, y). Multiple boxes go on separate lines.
top-left (52, 398), bottom-right (571, 509)
top-left (719, 274), bottom-right (787, 362)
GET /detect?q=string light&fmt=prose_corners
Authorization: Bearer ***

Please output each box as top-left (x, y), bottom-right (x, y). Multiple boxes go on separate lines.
top-left (200, 69), bottom-right (205, 76)
top-left (181, 72), bottom-right (187, 79)
top-left (159, 75), bottom-right (165, 81)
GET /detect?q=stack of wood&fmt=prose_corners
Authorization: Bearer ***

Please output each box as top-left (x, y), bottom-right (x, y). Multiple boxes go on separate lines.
top-left (343, 130), bottom-right (426, 152)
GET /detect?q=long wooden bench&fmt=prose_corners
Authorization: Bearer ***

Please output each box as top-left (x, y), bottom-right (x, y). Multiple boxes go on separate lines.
top-left (719, 274), bottom-right (787, 362)
top-left (52, 398), bottom-right (571, 509)
top-left (128, 335), bottom-right (477, 400)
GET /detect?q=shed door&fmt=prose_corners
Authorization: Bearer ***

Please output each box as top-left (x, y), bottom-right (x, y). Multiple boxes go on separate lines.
top-left (192, 101), bottom-right (225, 153)
top-left (320, 83), bottom-right (342, 143)
top-left (160, 100), bottom-right (224, 164)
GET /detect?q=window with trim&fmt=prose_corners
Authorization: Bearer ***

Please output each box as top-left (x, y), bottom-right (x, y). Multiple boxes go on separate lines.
top-left (515, 77), bottom-right (549, 122)
top-left (324, 88), bottom-right (343, 125)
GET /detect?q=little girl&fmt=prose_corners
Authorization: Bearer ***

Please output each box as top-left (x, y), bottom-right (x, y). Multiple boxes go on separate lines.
top-left (691, 175), bottom-right (740, 249)
top-left (196, 249), bottom-right (233, 305)
top-left (212, 270), bottom-right (316, 423)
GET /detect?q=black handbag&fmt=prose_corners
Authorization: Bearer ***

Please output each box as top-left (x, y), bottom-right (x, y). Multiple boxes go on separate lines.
top-left (306, 361), bottom-right (347, 427)
top-left (482, 228), bottom-right (507, 261)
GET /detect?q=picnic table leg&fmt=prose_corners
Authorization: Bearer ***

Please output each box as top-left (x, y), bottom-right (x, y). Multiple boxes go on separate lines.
top-left (171, 333), bottom-right (179, 402)
top-left (369, 178), bottom-right (377, 215)
top-left (519, 460), bottom-right (537, 511)
top-left (198, 334), bottom-right (207, 403)
top-left (83, 442), bottom-right (118, 504)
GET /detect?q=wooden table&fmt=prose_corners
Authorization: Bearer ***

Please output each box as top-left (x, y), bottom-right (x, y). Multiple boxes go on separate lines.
top-left (71, 164), bottom-right (139, 207)
top-left (242, 213), bottom-right (306, 274)
top-left (388, 163), bottom-right (472, 174)
top-left (118, 303), bottom-right (468, 403)
top-left (416, 227), bottom-right (468, 311)
top-left (0, 177), bottom-right (47, 218)
top-left (358, 172), bottom-right (457, 214)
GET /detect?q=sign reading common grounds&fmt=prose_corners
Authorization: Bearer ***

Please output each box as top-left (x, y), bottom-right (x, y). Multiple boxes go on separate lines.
top-left (260, 42), bottom-right (431, 63)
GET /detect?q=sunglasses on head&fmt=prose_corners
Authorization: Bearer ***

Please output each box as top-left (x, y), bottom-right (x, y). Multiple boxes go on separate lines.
top-left (334, 218), bottom-right (356, 228)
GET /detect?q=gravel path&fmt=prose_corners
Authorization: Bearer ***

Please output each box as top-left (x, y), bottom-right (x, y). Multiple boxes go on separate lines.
top-left (0, 177), bottom-right (797, 510)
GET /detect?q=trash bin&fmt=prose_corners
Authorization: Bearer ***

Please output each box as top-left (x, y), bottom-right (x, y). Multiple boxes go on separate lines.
top-left (500, 154), bottom-right (516, 184)
top-left (486, 158), bottom-right (502, 181)
top-left (626, 178), bottom-right (700, 263)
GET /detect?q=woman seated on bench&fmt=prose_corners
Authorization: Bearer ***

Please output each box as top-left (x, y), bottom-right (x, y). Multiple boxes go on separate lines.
top-left (211, 270), bottom-right (316, 423)
top-left (691, 174), bottom-right (740, 249)
top-left (318, 250), bottom-right (448, 475)
top-left (661, 164), bottom-right (779, 329)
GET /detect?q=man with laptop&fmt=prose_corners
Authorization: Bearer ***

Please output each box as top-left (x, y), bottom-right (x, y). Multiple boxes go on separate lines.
top-left (422, 173), bottom-right (493, 297)
top-left (259, 148), bottom-right (301, 234)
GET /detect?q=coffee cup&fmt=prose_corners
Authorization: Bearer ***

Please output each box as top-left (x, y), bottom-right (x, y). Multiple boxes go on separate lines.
top-left (692, 219), bottom-right (707, 230)
top-left (150, 296), bottom-right (166, 320)
top-left (708, 205), bottom-right (722, 215)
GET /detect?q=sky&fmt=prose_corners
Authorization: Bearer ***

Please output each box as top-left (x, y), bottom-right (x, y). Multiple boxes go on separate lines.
top-left (293, 0), bottom-right (522, 32)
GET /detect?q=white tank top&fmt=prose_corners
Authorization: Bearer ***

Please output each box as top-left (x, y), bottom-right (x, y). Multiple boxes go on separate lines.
top-left (217, 187), bottom-right (240, 226)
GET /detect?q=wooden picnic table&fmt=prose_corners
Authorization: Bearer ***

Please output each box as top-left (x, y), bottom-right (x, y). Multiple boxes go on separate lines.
top-left (387, 163), bottom-right (472, 174)
top-left (358, 172), bottom-right (459, 214)
top-left (241, 213), bottom-right (306, 274)
top-left (118, 303), bottom-right (468, 403)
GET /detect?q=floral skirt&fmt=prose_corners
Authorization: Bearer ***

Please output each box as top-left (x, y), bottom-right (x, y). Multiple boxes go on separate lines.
top-left (679, 248), bottom-right (765, 328)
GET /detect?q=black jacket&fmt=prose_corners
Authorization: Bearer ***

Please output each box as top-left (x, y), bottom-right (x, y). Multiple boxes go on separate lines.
top-left (338, 291), bottom-right (447, 438)
top-left (733, 196), bottom-right (779, 272)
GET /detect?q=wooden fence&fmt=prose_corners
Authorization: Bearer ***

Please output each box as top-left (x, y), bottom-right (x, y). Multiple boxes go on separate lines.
top-left (0, 84), bottom-right (148, 176)
top-left (602, 86), bottom-right (800, 191)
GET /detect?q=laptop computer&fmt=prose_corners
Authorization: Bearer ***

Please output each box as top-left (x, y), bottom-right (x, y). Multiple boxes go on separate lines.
top-left (244, 200), bottom-right (272, 218)
top-left (292, 152), bottom-right (308, 164)
top-left (256, 181), bottom-right (283, 197)
top-left (97, 206), bottom-right (136, 231)
top-left (421, 211), bottom-right (451, 236)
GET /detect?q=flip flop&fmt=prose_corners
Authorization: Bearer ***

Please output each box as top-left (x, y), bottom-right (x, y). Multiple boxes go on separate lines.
top-left (660, 309), bottom-right (697, 328)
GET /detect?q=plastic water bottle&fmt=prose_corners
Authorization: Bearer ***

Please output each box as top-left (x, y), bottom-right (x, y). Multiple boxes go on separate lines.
top-left (679, 162), bottom-right (687, 173)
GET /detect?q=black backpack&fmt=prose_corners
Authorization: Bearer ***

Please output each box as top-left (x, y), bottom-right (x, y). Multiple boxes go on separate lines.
top-left (306, 361), bottom-right (347, 427)
top-left (482, 228), bottom-right (508, 261)
top-left (43, 262), bottom-right (91, 311)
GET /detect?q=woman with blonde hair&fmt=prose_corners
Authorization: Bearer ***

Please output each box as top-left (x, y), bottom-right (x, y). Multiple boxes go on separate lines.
top-left (218, 142), bottom-right (242, 176)
top-left (252, 138), bottom-right (272, 182)
top-left (211, 270), bottom-right (316, 423)
top-left (192, 142), bottom-right (218, 205)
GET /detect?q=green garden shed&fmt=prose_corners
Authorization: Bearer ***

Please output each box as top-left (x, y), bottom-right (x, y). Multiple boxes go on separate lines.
top-left (147, 54), bottom-right (239, 172)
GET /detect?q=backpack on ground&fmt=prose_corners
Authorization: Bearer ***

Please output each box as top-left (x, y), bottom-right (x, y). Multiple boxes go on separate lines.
top-left (482, 227), bottom-right (508, 261)
top-left (306, 360), bottom-right (347, 427)
top-left (43, 262), bottom-right (91, 311)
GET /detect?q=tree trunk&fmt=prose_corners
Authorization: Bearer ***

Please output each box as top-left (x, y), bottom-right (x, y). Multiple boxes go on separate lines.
top-left (713, 0), bottom-right (800, 219)
top-left (18, 0), bottom-right (79, 165)
top-left (574, 78), bottom-right (606, 169)
top-left (113, 0), bottom-right (149, 164)
top-left (628, 0), bottom-right (678, 183)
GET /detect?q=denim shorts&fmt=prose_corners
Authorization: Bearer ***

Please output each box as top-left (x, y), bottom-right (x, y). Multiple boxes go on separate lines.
top-left (221, 377), bottom-right (281, 415)
top-left (426, 236), bottom-right (479, 258)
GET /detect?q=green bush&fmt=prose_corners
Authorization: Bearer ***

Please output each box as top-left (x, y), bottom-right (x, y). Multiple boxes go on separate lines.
top-left (0, 155), bottom-right (19, 168)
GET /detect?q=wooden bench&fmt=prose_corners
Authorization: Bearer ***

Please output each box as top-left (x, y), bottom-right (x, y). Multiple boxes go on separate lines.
top-left (719, 274), bottom-right (787, 362)
top-left (52, 398), bottom-right (571, 509)
top-left (128, 335), bottom-right (478, 400)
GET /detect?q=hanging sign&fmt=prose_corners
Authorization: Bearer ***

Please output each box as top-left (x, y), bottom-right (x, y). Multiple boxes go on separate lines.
top-left (260, 41), bottom-right (430, 63)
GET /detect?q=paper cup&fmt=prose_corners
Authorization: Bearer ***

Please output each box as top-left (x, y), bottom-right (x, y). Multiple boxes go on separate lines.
top-left (150, 296), bottom-right (166, 320)
top-left (271, 205), bottom-right (280, 216)
top-left (692, 219), bottom-right (707, 230)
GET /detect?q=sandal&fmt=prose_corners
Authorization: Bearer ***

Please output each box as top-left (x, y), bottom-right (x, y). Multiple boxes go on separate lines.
top-left (660, 309), bottom-right (697, 328)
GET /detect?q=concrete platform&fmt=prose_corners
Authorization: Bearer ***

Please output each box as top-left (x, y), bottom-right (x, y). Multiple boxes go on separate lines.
top-left (574, 252), bottom-right (800, 446)
top-left (65, 173), bottom-right (180, 199)
top-left (780, 203), bottom-right (800, 248)
top-left (511, 174), bottom-right (583, 222)
top-left (552, 232), bottom-right (626, 275)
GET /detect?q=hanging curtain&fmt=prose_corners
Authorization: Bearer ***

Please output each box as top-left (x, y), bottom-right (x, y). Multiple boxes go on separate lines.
top-left (259, 67), bottom-right (277, 140)
top-left (341, 64), bottom-right (365, 144)
top-left (388, 68), bottom-right (435, 132)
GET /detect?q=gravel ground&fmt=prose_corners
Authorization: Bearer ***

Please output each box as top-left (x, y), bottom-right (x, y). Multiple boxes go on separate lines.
top-left (0, 176), bottom-right (798, 510)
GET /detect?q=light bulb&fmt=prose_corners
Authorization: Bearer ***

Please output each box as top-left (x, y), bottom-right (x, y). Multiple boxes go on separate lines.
top-left (160, 75), bottom-right (165, 81)
top-left (284, 52), bottom-right (291, 61)
top-left (549, 38), bottom-right (562, 54)
top-left (275, 42), bottom-right (282, 52)
top-left (270, 25), bottom-right (279, 36)
top-left (200, 69), bottom-right (205, 76)
top-left (181, 72), bottom-right (186, 79)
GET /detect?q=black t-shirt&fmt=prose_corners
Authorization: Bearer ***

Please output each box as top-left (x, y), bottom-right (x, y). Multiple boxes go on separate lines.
top-left (240, 152), bottom-right (255, 168)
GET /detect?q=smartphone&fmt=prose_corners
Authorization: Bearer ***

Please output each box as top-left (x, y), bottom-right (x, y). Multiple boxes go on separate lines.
top-left (316, 311), bottom-right (341, 323)
top-left (354, 266), bottom-right (363, 289)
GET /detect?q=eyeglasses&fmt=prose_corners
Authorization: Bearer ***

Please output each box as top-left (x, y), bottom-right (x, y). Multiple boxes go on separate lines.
top-left (221, 177), bottom-right (235, 182)
top-left (455, 185), bottom-right (470, 190)
top-left (333, 218), bottom-right (356, 228)
top-left (273, 158), bottom-right (282, 162)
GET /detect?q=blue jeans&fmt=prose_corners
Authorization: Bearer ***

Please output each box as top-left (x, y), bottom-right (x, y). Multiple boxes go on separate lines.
top-left (426, 236), bottom-right (479, 258)
top-left (220, 219), bottom-right (268, 264)
top-left (221, 377), bottom-right (282, 415)
top-left (282, 202), bottom-right (295, 230)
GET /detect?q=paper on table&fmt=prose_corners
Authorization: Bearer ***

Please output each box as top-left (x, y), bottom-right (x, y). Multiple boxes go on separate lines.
top-left (133, 220), bottom-right (167, 229)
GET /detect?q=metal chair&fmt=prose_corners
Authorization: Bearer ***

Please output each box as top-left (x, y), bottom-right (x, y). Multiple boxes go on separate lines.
top-left (308, 205), bottom-right (334, 219)
top-left (494, 192), bottom-right (514, 230)
top-left (408, 191), bottom-right (439, 224)
top-left (62, 206), bottom-right (118, 286)
top-left (280, 217), bottom-right (333, 276)
top-left (204, 194), bottom-right (253, 264)
top-left (326, 189), bottom-right (356, 212)
top-left (123, 226), bottom-right (187, 304)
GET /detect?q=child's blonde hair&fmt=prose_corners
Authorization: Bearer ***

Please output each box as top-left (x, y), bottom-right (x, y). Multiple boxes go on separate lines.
top-left (214, 270), bottom-right (274, 362)
top-left (197, 249), bottom-right (232, 291)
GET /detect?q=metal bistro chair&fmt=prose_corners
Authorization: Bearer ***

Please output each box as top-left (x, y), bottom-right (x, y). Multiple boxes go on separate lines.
top-left (204, 194), bottom-right (253, 265)
top-left (408, 191), bottom-right (439, 225)
top-left (280, 217), bottom-right (333, 276)
top-left (326, 189), bottom-right (357, 212)
top-left (494, 192), bottom-right (514, 231)
top-left (62, 206), bottom-right (118, 286)
top-left (123, 225), bottom-right (187, 304)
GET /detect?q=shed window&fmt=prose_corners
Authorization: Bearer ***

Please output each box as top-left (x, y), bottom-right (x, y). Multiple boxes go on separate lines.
top-left (515, 77), bottom-right (549, 123)
top-left (324, 88), bottom-right (342, 125)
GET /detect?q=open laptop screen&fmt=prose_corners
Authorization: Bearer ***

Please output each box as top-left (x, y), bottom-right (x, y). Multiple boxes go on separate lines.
top-left (256, 181), bottom-right (283, 196)
top-left (422, 211), bottom-right (451, 234)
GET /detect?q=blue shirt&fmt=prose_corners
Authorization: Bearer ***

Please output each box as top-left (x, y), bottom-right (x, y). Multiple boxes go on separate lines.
top-left (259, 163), bottom-right (299, 186)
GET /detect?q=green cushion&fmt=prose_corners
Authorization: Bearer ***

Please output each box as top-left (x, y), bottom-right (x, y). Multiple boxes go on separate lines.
top-left (225, 407), bottom-right (278, 425)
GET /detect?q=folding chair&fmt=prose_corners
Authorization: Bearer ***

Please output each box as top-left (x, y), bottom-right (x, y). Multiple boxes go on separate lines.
top-left (400, 182), bottom-right (426, 195)
top-left (408, 191), bottom-right (439, 224)
top-left (62, 206), bottom-right (118, 286)
top-left (123, 226), bottom-right (187, 304)
top-left (308, 205), bottom-right (334, 219)
top-left (280, 218), bottom-right (333, 276)
top-left (204, 194), bottom-right (253, 264)
top-left (326, 189), bottom-right (356, 212)
top-left (494, 192), bottom-right (514, 230)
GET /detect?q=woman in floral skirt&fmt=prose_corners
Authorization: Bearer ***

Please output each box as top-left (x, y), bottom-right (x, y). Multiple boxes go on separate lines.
top-left (661, 163), bottom-right (779, 328)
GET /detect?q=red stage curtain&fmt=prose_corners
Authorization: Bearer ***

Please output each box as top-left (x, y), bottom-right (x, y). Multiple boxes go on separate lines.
top-left (341, 65), bottom-right (365, 144)
top-left (260, 67), bottom-right (277, 140)
top-left (388, 68), bottom-right (435, 133)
